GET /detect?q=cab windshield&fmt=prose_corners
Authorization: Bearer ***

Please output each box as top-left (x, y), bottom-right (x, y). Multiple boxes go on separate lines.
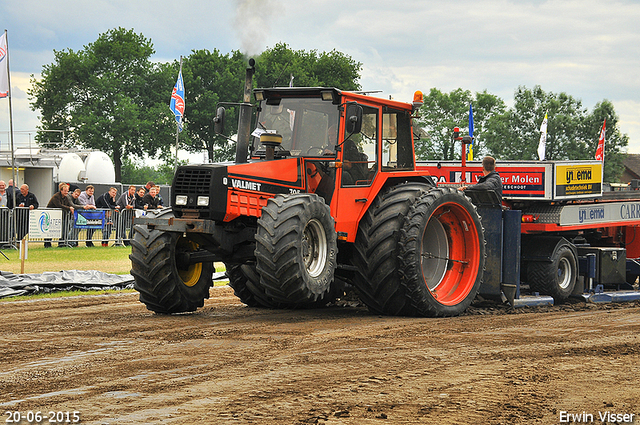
top-left (252, 97), bottom-right (339, 157)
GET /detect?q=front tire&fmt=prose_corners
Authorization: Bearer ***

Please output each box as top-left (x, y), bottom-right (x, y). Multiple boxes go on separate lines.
top-left (255, 194), bottom-right (337, 304)
top-left (130, 225), bottom-right (213, 314)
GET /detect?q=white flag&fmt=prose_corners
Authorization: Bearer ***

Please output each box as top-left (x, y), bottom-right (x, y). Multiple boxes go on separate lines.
top-left (0, 32), bottom-right (8, 98)
top-left (537, 112), bottom-right (548, 160)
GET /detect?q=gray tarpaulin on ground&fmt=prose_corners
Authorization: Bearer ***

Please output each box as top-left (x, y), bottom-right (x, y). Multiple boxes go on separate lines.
top-left (0, 270), bottom-right (135, 298)
top-left (0, 270), bottom-right (229, 299)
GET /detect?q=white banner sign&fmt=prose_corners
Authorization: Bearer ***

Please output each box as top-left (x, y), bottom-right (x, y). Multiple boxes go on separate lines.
top-left (29, 209), bottom-right (63, 239)
top-left (559, 201), bottom-right (640, 226)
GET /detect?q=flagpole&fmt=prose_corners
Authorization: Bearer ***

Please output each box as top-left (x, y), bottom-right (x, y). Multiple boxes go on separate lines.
top-left (174, 56), bottom-right (182, 171)
top-left (4, 29), bottom-right (17, 244)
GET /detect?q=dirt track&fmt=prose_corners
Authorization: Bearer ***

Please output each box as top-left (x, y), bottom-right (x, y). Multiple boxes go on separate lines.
top-left (1, 288), bottom-right (639, 425)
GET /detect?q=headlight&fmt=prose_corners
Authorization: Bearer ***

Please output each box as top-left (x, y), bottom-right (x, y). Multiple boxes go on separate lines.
top-left (197, 196), bottom-right (210, 206)
top-left (175, 195), bottom-right (188, 206)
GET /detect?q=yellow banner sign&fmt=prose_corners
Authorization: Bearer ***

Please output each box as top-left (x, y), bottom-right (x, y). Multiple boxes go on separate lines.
top-left (555, 163), bottom-right (602, 197)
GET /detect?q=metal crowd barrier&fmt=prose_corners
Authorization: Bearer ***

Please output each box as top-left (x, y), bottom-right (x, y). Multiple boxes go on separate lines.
top-left (0, 207), bottom-right (137, 248)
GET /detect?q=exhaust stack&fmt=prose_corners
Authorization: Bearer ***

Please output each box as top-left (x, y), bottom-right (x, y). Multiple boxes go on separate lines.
top-left (235, 58), bottom-right (255, 164)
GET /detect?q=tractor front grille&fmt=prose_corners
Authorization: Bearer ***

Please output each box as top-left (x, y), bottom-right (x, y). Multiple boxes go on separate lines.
top-left (172, 164), bottom-right (229, 221)
top-left (174, 168), bottom-right (213, 195)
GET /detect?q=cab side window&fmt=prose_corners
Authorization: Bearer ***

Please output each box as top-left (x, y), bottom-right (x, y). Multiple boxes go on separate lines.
top-left (382, 109), bottom-right (414, 171)
top-left (341, 105), bottom-right (378, 186)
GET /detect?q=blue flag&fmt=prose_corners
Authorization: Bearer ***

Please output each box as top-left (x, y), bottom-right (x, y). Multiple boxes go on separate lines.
top-left (467, 103), bottom-right (474, 160)
top-left (170, 70), bottom-right (185, 132)
top-left (469, 103), bottom-right (474, 138)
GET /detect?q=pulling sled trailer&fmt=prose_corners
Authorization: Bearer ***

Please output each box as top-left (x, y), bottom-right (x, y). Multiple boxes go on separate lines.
top-left (418, 160), bottom-right (640, 306)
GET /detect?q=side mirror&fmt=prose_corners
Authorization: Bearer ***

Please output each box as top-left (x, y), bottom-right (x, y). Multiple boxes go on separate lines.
top-left (345, 102), bottom-right (363, 134)
top-left (213, 106), bottom-right (225, 134)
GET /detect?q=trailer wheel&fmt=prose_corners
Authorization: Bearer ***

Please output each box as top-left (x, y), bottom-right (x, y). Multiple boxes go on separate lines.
top-left (397, 188), bottom-right (485, 316)
top-left (226, 263), bottom-right (286, 308)
top-left (255, 193), bottom-right (337, 304)
top-left (352, 182), bottom-right (433, 316)
top-left (527, 243), bottom-right (577, 302)
top-left (130, 224), bottom-right (213, 314)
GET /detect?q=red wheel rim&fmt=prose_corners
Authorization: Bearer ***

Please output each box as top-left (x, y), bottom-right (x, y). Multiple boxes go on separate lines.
top-left (420, 201), bottom-right (481, 306)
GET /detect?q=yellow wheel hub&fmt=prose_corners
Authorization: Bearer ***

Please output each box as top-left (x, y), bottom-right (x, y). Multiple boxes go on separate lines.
top-left (177, 239), bottom-right (203, 287)
top-left (178, 262), bottom-right (203, 287)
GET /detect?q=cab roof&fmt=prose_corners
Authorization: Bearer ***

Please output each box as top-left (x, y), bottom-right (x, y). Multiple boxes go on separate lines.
top-left (253, 87), bottom-right (413, 111)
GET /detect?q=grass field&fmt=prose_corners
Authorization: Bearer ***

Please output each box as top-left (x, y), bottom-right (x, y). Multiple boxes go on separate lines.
top-left (0, 244), bottom-right (228, 301)
top-left (1, 244), bottom-right (134, 275)
top-left (1, 244), bottom-right (227, 275)
top-left (2, 244), bottom-right (228, 275)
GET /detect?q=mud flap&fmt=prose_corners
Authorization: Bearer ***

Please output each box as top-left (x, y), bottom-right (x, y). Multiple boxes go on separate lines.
top-left (501, 209), bottom-right (522, 306)
top-left (471, 196), bottom-right (521, 306)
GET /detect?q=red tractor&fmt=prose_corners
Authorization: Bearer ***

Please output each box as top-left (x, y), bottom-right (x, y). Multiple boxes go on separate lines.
top-left (130, 63), bottom-right (486, 317)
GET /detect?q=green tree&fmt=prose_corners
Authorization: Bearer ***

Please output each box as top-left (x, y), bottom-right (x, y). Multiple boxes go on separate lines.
top-left (179, 49), bottom-right (247, 162)
top-left (175, 44), bottom-right (362, 163)
top-left (255, 42), bottom-right (362, 90)
top-left (120, 157), bottom-right (182, 185)
top-left (177, 43), bottom-right (362, 163)
top-left (414, 88), bottom-right (506, 160)
top-left (29, 27), bottom-right (176, 181)
top-left (484, 86), bottom-right (589, 160)
top-left (585, 100), bottom-right (628, 182)
top-left (484, 86), bottom-right (627, 181)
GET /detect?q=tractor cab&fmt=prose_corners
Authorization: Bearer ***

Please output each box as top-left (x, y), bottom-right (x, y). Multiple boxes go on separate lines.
top-left (221, 86), bottom-right (427, 242)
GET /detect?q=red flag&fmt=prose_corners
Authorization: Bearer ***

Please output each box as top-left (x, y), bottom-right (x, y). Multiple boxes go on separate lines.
top-left (0, 31), bottom-right (8, 98)
top-left (595, 119), bottom-right (606, 161)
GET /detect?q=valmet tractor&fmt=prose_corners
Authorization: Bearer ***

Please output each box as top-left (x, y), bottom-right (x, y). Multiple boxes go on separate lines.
top-left (130, 62), bottom-right (486, 317)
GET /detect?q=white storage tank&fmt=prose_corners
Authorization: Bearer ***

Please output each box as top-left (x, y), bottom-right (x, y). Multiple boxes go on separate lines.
top-left (58, 153), bottom-right (86, 182)
top-left (84, 152), bottom-right (116, 183)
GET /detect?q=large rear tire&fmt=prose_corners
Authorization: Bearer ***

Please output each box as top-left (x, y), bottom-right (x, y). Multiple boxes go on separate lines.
top-left (255, 193), bottom-right (337, 304)
top-left (351, 182), bottom-right (432, 315)
top-left (130, 225), bottom-right (213, 314)
top-left (398, 188), bottom-right (485, 317)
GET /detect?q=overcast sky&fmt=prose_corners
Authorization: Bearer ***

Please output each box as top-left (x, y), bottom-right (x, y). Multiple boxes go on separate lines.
top-left (2, 0), bottom-right (640, 155)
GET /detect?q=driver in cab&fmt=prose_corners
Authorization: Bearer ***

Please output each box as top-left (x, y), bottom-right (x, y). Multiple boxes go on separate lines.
top-left (311, 125), bottom-right (368, 185)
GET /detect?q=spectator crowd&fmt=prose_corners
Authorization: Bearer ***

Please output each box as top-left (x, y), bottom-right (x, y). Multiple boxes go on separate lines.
top-left (1, 180), bottom-right (165, 248)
